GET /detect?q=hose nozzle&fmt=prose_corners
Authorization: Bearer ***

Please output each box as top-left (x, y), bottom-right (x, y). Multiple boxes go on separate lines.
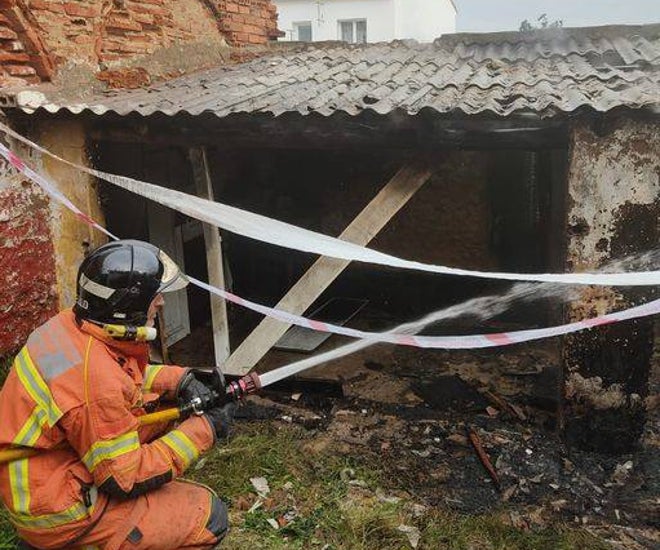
top-left (225, 372), bottom-right (261, 401)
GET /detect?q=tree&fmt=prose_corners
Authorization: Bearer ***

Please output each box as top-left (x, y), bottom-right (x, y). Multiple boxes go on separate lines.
top-left (519, 14), bottom-right (563, 33)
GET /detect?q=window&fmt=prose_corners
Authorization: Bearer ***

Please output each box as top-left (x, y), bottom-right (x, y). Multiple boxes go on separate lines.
top-left (339, 19), bottom-right (367, 44)
top-left (293, 21), bottom-right (312, 42)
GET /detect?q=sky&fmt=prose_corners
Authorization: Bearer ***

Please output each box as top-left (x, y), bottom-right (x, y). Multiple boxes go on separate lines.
top-left (455, 0), bottom-right (660, 33)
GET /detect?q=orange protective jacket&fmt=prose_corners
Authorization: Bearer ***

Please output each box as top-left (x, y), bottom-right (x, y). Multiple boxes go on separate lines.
top-left (0, 310), bottom-right (215, 548)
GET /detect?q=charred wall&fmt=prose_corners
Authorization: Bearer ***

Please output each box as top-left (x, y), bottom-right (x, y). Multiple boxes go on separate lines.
top-left (86, 137), bottom-right (567, 363)
top-left (207, 146), bottom-right (565, 341)
top-left (563, 116), bottom-right (659, 453)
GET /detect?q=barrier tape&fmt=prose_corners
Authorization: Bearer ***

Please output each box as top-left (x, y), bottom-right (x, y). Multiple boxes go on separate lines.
top-left (1, 122), bottom-right (659, 287)
top-left (1, 141), bottom-right (658, 350)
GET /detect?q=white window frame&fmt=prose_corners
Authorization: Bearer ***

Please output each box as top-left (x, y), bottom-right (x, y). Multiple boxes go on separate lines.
top-left (338, 19), bottom-right (367, 44)
top-left (293, 21), bottom-right (312, 42)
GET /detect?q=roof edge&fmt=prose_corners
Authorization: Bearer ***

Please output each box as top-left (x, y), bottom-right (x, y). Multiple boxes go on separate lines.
top-left (436, 22), bottom-right (660, 47)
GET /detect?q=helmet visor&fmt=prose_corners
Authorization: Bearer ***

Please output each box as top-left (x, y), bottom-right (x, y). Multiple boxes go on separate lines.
top-left (158, 250), bottom-right (189, 293)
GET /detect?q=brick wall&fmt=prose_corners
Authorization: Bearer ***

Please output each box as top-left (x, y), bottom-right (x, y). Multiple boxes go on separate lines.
top-left (0, 2), bottom-right (55, 86)
top-left (213, 0), bottom-right (283, 45)
top-left (0, 0), bottom-right (281, 85)
top-left (22, 0), bottom-right (226, 66)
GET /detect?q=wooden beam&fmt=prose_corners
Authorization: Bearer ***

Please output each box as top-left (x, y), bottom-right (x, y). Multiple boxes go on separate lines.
top-left (222, 162), bottom-right (433, 375)
top-left (84, 111), bottom-right (570, 151)
top-left (156, 305), bottom-right (170, 363)
top-left (189, 146), bottom-right (231, 365)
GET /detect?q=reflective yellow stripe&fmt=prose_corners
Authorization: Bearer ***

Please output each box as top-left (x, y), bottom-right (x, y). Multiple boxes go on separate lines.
top-left (143, 365), bottom-right (164, 392)
top-left (161, 430), bottom-right (199, 467)
top-left (15, 349), bottom-right (62, 427)
top-left (81, 431), bottom-right (140, 472)
top-left (9, 458), bottom-right (29, 513)
top-left (8, 357), bottom-right (60, 517)
top-left (13, 406), bottom-right (48, 447)
top-left (8, 499), bottom-right (94, 529)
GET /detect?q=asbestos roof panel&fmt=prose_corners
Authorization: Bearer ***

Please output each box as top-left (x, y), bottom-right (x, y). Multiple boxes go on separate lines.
top-left (9, 23), bottom-right (660, 119)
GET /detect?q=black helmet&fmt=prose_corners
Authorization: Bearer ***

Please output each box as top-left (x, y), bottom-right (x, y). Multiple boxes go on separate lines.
top-left (73, 239), bottom-right (188, 326)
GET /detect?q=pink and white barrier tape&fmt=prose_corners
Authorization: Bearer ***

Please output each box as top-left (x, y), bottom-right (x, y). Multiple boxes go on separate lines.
top-left (1, 122), bottom-right (659, 287)
top-left (1, 141), bottom-right (658, 350)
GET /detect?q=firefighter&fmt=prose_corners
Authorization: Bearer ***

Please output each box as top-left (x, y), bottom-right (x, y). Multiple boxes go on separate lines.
top-left (0, 239), bottom-right (236, 549)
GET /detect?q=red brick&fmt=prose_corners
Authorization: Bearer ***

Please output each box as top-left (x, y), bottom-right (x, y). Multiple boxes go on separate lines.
top-left (2, 39), bottom-right (24, 51)
top-left (139, 23), bottom-right (159, 32)
top-left (131, 3), bottom-right (170, 16)
top-left (63, 2), bottom-right (101, 17)
top-left (0, 51), bottom-right (29, 62)
top-left (97, 67), bottom-right (150, 88)
top-left (244, 24), bottom-right (265, 35)
top-left (132, 12), bottom-right (155, 24)
top-left (105, 15), bottom-right (143, 32)
top-left (231, 32), bottom-right (249, 43)
top-left (29, 0), bottom-right (65, 12)
top-left (152, 13), bottom-right (173, 26)
top-left (242, 13), bottom-right (261, 25)
top-left (6, 63), bottom-right (36, 76)
top-left (0, 25), bottom-right (17, 39)
top-left (247, 33), bottom-right (264, 44)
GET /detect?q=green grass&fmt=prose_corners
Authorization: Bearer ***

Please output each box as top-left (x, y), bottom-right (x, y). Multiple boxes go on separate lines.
top-left (0, 506), bottom-right (16, 549)
top-left (0, 418), bottom-right (610, 550)
top-left (187, 422), bottom-right (609, 550)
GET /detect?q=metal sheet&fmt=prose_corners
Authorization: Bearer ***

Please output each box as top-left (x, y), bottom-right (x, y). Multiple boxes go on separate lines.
top-left (6, 24), bottom-right (660, 119)
top-left (275, 298), bottom-right (368, 352)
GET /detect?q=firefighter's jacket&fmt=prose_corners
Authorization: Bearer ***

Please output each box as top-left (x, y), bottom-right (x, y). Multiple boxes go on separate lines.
top-left (0, 309), bottom-right (214, 547)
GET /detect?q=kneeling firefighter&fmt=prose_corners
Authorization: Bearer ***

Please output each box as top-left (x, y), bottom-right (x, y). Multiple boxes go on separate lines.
top-left (0, 240), bottom-right (236, 549)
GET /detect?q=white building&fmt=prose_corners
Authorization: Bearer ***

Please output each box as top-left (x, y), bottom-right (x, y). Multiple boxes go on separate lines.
top-left (275, 0), bottom-right (457, 44)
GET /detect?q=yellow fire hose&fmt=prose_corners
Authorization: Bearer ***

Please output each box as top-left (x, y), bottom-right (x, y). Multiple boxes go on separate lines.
top-left (0, 405), bottom-right (183, 464)
top-left (0, 372), bottom-right (262, 465)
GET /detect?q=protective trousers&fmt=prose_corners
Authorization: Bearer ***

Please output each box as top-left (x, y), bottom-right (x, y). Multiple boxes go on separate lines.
top-left (71, 480), bottom-right (228, 549)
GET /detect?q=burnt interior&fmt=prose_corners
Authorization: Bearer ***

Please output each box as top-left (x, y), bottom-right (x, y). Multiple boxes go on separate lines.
top-left (91, 110), bottom-right (571, 426)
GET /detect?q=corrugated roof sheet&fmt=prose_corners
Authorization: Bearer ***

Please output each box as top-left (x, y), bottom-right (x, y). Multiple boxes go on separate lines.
top-left (10, 23), bottom-right (660, 119)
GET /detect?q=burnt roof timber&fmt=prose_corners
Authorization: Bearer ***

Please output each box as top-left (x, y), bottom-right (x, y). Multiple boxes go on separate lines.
top-left (72, 110), bottom-right (573, 150)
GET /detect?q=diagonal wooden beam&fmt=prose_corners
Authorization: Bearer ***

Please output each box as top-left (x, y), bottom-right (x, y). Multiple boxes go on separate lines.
top-left (222, 162), bottom-right (433, 375)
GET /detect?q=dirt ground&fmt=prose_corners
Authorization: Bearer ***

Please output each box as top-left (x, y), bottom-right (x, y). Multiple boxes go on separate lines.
top-left (169, 323), bottom-right (660, 549)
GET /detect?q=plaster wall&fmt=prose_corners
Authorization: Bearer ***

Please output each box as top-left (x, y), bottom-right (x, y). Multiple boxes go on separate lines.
top-left (0, 128), bottom-right (58, 355)
top-left (38, 119), bottom-right (107, 311)
top-left (0, 117), bottom-right (108, 358)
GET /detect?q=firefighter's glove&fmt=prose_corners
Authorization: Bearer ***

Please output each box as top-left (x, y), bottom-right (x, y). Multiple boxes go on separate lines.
top-left (177, 371), bottom-right (216, 410)
top-left (204, 401), bottom-right (237, 441)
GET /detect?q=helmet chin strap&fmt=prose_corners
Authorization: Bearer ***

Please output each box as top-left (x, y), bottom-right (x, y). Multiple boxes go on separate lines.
top-left (102, 324), bottom-right (158, 342)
